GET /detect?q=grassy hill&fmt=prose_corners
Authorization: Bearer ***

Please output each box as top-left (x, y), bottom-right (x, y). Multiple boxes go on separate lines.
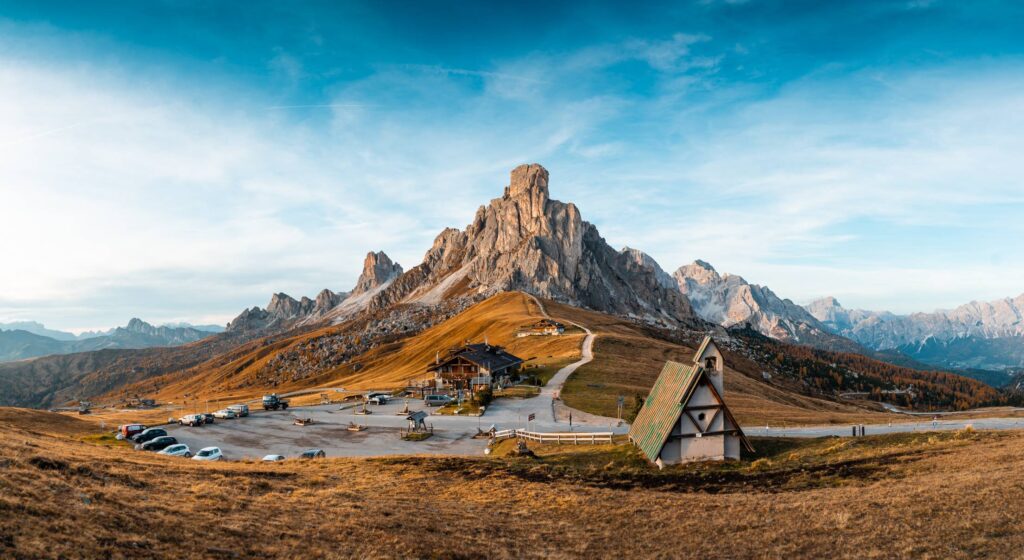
top-left (3, 408), bottom-right (1024, 558)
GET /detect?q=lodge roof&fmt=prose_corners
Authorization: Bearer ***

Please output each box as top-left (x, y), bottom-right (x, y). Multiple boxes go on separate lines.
top-left (427, 343), bottom-right (524, 373)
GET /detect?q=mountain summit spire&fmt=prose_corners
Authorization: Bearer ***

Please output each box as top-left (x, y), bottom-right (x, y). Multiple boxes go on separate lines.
top-left (505, 163), bottom-right (549, 215)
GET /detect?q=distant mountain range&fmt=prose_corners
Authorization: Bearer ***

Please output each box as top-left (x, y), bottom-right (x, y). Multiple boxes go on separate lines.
top-left (670, 260), bottom-right (1024, 377)
top-left (805, 295), bottom-right (1024, 371)
top-left (0, 319), bottom-right (219, 363)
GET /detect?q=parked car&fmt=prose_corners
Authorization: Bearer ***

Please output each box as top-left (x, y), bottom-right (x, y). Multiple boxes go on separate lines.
top-left (137, 436), bottom-right (177, 452)
top-left (178, 414), bottom-right (204, 427)
top-left (202, 413), bottom-right (216, 424)
top-left (298, 449), bottom-right (326, 460)
top-left (366, 392), bottom-right (391, 405)
top-left (213, 409), bottom-right (237, 419)
top-left (424, 394), bottom-right (452, 407)
top-left (132, 427), bottom-right (167, 443)
top-left (262, 454), bottom-right (285, 462)
top-left (192, 447), bottom-right (223, 461)
top-left (118, 424), bottom-right (146, 439)
top-left (158, 444), bottom-right (192, 458)
top-left (227, 404), bottom-right (249, 417)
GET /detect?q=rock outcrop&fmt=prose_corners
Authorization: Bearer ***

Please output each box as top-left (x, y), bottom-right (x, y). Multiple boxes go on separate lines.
top-left (351, 251), bottom-right (404, 296)
top-left (367, 164), bottom-right (695, 325)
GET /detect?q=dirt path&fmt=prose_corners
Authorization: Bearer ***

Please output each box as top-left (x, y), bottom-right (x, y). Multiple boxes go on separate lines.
top-left (525, 294), bottom-right (622, 427)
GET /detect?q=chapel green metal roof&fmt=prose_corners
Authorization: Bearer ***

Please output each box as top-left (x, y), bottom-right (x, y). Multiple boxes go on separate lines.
top-left (628, 360), bottom-right (699, 463)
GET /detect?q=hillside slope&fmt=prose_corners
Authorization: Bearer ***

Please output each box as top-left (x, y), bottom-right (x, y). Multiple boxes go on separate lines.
top-left (117, 292), bottom-right (584, 403)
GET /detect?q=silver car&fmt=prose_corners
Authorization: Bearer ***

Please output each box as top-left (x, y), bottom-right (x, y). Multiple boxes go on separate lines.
top-left (158, 444), bottom-right (192, 458)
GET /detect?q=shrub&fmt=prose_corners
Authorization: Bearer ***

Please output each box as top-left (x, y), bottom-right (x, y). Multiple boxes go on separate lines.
top-left (474, 386), bottom-right (494, 407)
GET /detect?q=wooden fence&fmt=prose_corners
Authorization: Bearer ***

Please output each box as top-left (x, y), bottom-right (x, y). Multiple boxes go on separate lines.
top-left (491, 429), bottom-right (613, 445)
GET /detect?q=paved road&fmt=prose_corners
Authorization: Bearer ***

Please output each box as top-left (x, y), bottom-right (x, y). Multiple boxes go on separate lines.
top-left (745, 417), bottom-right (1024, 438)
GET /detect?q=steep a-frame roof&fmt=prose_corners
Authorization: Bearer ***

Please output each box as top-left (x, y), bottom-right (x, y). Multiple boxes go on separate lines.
top-left (629, 359), bottom-right (753, 463)
top-left (629, 361), bottom-right (699, 462)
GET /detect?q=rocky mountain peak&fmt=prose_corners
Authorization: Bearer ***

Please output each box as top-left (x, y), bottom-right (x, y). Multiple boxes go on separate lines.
top-left (504, 163), bottom-right (549, 217)
top-left (124, 318), bottom-right (151, 333)
top-left (352, 251), bottom-right (404, 295)
top-left (674, 260), bottom-right (722, 286)
top-left (368, 164), bottom-right (695, 325)
top-left (808, 296), bottom-right (843, 310)
top-left (620, 247), bottom-right (677, 290)
top-left (266, 293), bottom-right (301, 317)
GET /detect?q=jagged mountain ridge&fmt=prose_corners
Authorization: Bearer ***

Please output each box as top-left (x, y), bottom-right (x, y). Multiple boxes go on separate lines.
top-left (673, 260), bottom-right (835, 344)
top-left (805, 295), bottom-right (1024, 369)
top-left (226, 250), bottom-right (404, 332)
top-left (362, 164), bottom-right (695, 325)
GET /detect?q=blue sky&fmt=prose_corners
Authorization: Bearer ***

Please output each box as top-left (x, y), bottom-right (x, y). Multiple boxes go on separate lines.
top-left (1, 0), bottom-right (1023, 331)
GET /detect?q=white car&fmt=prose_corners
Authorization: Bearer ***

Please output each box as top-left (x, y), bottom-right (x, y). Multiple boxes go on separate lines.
top-left (192, 447), bottom-right (223, 461)
top-left (213, 409), bottom-right (237, 419)
top-left (366, 392), bottom-right (391, 405)
top-left (262, 454), bottom-right (285, 462)
top-left (158, 444), bottom-right (192, 458)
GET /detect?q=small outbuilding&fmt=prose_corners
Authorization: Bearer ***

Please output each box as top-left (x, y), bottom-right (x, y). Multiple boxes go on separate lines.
top-left (629, 336), bottom-right (753, 468)
top-left (406, 411), bottom-right (428, 432)
top-left (515, 319), bottom-right (566, 337)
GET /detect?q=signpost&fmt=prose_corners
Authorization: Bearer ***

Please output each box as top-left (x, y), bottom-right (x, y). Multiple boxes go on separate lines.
top-left (528, 412), bottom-right (535, 431)
top-left (617, 395), bottom-right (625, 421)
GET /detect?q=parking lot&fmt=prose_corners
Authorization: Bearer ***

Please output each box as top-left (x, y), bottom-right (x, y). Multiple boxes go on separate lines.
top-left (165, 396), bottom-right (615, 460)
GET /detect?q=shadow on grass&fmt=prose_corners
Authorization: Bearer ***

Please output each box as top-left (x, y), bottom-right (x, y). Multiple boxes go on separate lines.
top-left (376, 430), bottom-right (995, 494)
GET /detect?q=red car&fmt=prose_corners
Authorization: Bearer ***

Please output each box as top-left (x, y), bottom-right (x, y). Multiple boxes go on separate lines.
top-left (119, 424), bottom-right (146, 439)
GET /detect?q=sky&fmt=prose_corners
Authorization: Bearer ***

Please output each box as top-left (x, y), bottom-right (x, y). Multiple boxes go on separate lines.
top-left (1, 0), bottom-right (1023, 332)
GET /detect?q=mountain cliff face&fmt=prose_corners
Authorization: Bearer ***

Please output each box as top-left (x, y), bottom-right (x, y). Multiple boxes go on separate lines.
top-left (366, 164), bottom-right (695, 325)
top-left (673, 260), bottom-right (830, 343)
top-left (805, 294), bottom-right (1024, 369)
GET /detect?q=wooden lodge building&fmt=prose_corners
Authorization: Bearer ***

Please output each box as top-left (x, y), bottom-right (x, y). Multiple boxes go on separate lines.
top-left (515, 318), bottom-right (566, 338)
top-left (629, 336), bottom-right (753, 467)
top-left (426, 343), bottom-right (524, 394)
